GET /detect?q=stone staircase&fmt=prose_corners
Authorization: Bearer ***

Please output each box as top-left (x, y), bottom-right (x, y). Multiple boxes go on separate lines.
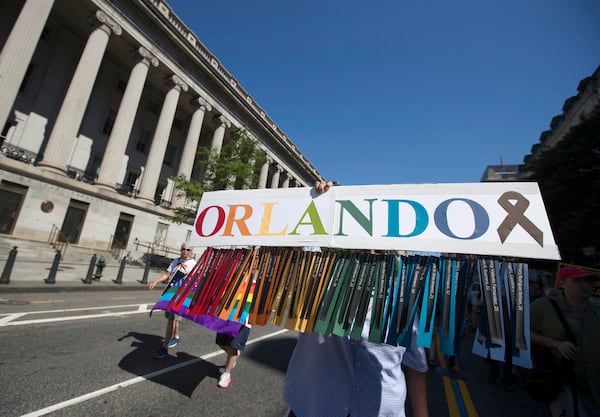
top-left (0, 235), bottom-right (117, 264)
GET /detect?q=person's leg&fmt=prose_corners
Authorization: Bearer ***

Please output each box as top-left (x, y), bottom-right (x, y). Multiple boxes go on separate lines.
top-left (172, 319), bottom-right (180, 339)
top-left (154, 317), bottom-right (174, 359)
top-left (166, 317), bottom-right (181, 348)
top-left (221, 344), bottom-right (239, 372)
top-left (502, 332), bottom-right (514, 391)
top-left (163, 318), bottom-right (174, 347)
top-left (216, 326), bottom-right (251, 388)
top-left (404, 365), bottom-right (429, 417)
top-left (488, 359), bottom-right (500, 384)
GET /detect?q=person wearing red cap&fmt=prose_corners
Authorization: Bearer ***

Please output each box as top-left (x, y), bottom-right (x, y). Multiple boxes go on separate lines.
top-left (530, 265), bottom-right (600, 417)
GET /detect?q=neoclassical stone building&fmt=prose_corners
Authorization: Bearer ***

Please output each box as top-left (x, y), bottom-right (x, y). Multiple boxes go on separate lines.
top-left (523, 66), bottom-right (600, 166)
top-left (0, 0), bottom-right (323, 255)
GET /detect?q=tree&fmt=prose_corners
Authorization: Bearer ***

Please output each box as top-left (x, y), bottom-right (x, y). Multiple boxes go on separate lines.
top-left (524, 105), bottom-right (600, 266)
top-left (170, 127), bottom-right (267, 224)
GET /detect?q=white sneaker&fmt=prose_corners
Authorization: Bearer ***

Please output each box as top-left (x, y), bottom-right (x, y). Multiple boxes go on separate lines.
top-left (218, 372), bottom-right (231, 388)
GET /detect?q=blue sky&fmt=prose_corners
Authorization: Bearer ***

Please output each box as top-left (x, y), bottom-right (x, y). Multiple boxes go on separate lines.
top-left (166, 0), bottom-right (600, 186)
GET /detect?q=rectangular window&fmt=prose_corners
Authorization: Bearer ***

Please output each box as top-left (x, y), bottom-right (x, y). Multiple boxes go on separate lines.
top-left (125, 171), bottom-right (139, 187)
top-left (154, 222), bottom-right (169, 247)
top-left (102, 109), bottom-right (117, 135)
top-left (136, 129), bottom-right (151, 153)
top-left (164, 143), bottom-right (177, 166)
top-left (154, 182), bottom-right (165, 203)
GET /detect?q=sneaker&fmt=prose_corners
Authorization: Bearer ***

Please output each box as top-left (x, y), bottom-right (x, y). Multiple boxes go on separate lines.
top-left (218, 372), bottom-right (231, 388)
top-left (167, 337), bottom-right (180, 348)
top-left (154, 347), bottom-right (168, 359)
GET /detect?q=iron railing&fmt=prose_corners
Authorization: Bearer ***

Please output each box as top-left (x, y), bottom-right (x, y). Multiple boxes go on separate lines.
top-left (48, 224), bottom-right (69, 259)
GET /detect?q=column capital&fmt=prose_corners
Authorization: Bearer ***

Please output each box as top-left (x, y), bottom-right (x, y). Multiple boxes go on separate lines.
top-left (165, 74), bottom-right (188, 92)
top-left (95, 10), bottom-right (122, 36)
top-left (190, 96), bottom-right (212, 112)
top-left (265, 155), bottom-right (273, 164)
top-left (214, 114), bottom-right (231, 128)
top-left (136, 46), bottom-right (159, 67)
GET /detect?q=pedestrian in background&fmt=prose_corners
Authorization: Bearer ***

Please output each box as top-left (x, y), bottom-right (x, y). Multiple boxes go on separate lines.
top-left (530, 265), bottom-right (600, 417)
top-left (149, 242), bottom-right (196, 359)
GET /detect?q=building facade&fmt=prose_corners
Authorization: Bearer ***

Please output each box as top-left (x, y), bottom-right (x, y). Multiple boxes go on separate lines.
top-left (480, 164), bottom-right (520, 182)
top-left (480, 65), bottom-right (599, 182)
top-left (520, 65), bottom-right (600, 173)
top-left (0, 0), bottom-right (323, 256)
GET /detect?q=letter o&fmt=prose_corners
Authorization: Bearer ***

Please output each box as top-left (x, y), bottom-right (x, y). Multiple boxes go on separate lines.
top-left (434, 198), bottom-right (489, 240)
top-left (195, 205), bottom-right (226, 237)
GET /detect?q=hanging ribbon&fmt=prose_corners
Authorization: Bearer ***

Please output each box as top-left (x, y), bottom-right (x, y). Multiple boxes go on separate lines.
top-left (151, 247), bottom-right (531, 356)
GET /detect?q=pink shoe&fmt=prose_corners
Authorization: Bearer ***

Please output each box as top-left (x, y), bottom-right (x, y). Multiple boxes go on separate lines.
top-left (218, 372), bottom-right (231, 388)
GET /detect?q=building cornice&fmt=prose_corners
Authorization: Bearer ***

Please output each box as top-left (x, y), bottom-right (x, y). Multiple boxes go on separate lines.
top-left (103, 0), bottom-right (321, 182)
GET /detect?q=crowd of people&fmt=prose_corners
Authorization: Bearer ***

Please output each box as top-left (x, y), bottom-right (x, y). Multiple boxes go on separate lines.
top-left (145, 180), bottom-right (599, 417)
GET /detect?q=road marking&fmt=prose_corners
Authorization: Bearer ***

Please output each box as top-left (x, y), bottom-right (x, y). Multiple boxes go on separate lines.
top-left (438, 343), bottom-right (479, 417)
top-left (0, 303), bottom-right (152, 326)
top-left (1, 303), bottom-right (151, 315)
top-left (30, 300), bottom-right (65, 304)
top-left (0, 312), bottom-right (26, 324)
top-left (19, 328), bottom-right (289, 417)
top-left (2, 310), bottom-right (149, 325)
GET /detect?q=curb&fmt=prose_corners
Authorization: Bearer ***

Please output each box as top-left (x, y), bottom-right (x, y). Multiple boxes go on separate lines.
top-left (0, 281), bottom-right (150, 293)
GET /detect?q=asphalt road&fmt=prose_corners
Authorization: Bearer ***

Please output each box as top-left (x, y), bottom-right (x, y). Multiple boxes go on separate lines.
top-left (0, 290), bottom-right (294, 417)
top-left (0, 290), bottom-right (553, 417)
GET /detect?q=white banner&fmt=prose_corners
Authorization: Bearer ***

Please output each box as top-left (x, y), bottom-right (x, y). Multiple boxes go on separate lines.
top-left (190, 182), bottom-right (560, 260)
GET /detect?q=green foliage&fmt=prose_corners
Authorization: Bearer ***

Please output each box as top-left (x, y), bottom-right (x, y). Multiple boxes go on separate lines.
top-left (524, 105), bottom-right (600, 266)
top-left (169, 127), bottom-right (266, 224)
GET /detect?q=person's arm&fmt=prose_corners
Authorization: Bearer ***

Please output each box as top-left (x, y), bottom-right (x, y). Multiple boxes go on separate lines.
top-left (530, 331), bottom-right (577, 360)
top-left (403, 364), bottom-right (429, 417)
top-left (148, 263), bottom-right (173, 290)
top-left (530, 298), bottom-right (578, 360)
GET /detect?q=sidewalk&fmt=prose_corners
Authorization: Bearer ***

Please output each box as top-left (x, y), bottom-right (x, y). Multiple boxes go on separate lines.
top-left (0, 257), bottom-right (162, 293)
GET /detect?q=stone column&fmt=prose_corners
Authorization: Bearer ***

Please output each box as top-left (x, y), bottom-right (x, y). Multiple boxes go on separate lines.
top-left (179, 97), bottom-right (211, 178)
top-left (137, 75), bottom-right (188, 203)
top-left (258, 158), bottom-right (270, 189)
top-left (39, 10), bottom-right (121, 173)
top-left (96, 47), bottom-right (158, 190)
top-left (282, 173), bottom-right (290, 188)
top-left (210, 115), bottom-right (231, 155)
top-left (0, 0), bottom-right (55, 130)
top-left (171, 97), bottom-right (211, 208)
top-left (270, 165), bottom-right (281, 189)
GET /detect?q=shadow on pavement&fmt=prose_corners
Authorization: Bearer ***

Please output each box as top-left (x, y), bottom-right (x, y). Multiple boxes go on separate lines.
top-left (244, 336), bottom-right (297, 373)
top-left (117, 331), bottom-right (221, 397)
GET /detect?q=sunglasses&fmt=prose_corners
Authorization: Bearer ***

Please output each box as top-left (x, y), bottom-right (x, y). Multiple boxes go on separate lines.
top-left (181, 248), bottom-right (191, 251)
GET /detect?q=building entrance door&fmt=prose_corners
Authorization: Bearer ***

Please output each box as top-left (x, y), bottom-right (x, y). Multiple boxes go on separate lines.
top-left (60, 200), bottom-right (89, 243)
top-left (0, 181), bottom-right (27, 234)
top-left (112, 213), bottom-right (134, 250)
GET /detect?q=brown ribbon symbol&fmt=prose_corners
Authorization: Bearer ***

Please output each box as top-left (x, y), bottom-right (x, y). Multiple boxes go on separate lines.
top-left (497, 191), bottom-right (543, 246)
